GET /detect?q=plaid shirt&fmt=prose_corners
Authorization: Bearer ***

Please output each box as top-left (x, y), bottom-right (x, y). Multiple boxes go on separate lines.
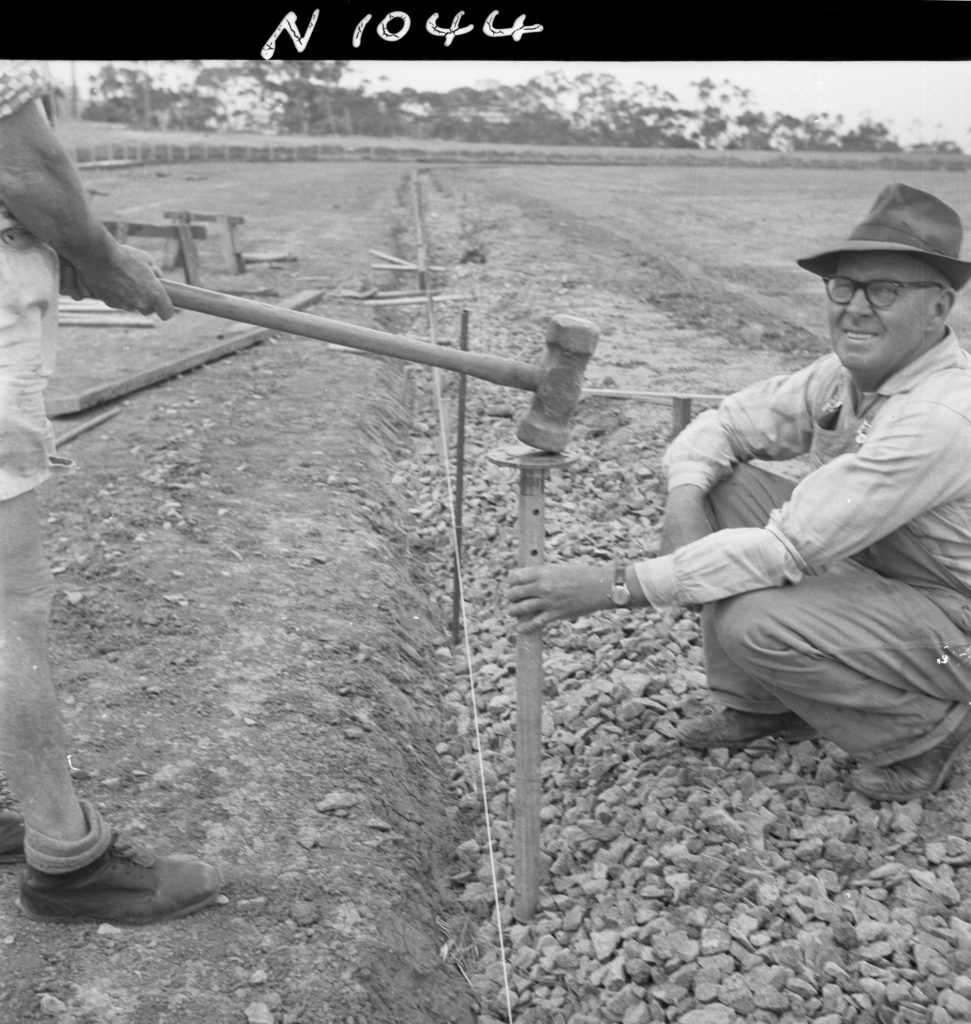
top-left (0, 59), bottom-right (52, 120)
top-left (0, 60), bottom-right (53, 227)
top-left (635, 330), bottom-right (971, 607)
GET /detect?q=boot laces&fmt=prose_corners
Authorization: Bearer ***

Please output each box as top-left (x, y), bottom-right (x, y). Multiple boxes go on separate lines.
top-left (106, 832), bottom-right (156, 868)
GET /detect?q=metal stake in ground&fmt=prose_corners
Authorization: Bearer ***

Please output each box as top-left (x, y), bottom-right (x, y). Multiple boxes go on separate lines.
top-left (487, 442), bottom-right (578, 922)
top-left (451, 309), bottom-right (470, 648)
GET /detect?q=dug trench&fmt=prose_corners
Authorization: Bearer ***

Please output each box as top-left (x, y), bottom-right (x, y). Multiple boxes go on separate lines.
top-left (0, 351), bottom-right (482, 1024)
top-left (0, 167), bottom-right (481, 1024)
top-left (390, 169), bottom-right (971, 1024)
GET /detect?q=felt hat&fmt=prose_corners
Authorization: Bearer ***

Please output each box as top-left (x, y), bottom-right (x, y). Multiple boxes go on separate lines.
top-left (797, 183), bottom-right (971, 290)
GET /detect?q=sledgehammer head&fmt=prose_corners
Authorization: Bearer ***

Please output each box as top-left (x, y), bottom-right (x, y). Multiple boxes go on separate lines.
top-left (516, 314), bottom-right (599, 453)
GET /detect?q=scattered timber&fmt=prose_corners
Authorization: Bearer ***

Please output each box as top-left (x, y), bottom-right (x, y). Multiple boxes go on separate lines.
top-left (58, 298), bottom-right (159, 329)
top-left (46, 289), bottom-right (323, 417)
top-left (243, 251), bottom-right (296, 264)
top-left (53, 406), bottom-right (123, 444)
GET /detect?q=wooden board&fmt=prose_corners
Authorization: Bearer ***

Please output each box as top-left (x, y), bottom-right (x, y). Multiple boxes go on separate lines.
top-left (361, 293), bottom-right (469, 307)
top-left (370, 262), bottom-right (446, 273)
top-left (243, 251), bottom-right (296, 263)
top-left (102, 220), bottom-right (207, 240)
top-left (46, 289), bottom-right (323, 417)
top-left (583, 387), bottom-right (725, 403)
top-left (58, 316), bottom-right (157, 328)
top-left (53, 406), bottom-right (123, 446)
top-left (58, 297), bottom-right (158, 328)
top-left (163, 211), bottom-right (244, 226)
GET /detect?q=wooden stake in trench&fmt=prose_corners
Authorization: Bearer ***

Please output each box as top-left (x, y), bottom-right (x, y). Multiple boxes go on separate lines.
top-left (487, 442), bottom-right (577, 922)
top-left (450, 309), bottom-right (470, 648)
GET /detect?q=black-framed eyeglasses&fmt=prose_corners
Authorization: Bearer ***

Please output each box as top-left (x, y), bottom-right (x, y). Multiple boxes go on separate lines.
top-left (823, 275), bottom-right (947, 310)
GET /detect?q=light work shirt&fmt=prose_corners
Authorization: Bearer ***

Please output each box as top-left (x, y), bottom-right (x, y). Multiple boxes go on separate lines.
top-left (634, 330), bottom-right (971, 607)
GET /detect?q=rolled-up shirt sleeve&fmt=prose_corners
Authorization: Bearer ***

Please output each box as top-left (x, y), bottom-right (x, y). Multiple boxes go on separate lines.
top-left (640, 365), bottom-right (971, 607)
top-left (663, 356), bottom-right (833, 492)
top-left (635, 525), bottom-right (804, 607)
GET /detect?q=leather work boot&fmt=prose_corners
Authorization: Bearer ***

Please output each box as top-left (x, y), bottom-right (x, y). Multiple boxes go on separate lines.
top-left (0, 810), bottom-right (25, 864)
top-left (19, 833), bottom-right (221, 925)
top-left (850, 717), bottom-right (971, 802)
top-left (677, 708), bottom-right (817, 750)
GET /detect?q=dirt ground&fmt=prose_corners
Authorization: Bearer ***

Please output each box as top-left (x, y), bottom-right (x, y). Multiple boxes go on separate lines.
top-left (2, 154), bottom-right (969, 1024)
top-left (0, 162), bottom-right (478, 1024)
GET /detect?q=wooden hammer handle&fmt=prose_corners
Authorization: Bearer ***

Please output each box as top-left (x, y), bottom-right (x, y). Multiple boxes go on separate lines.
top-left (164, 280), bottom-right (540, 393)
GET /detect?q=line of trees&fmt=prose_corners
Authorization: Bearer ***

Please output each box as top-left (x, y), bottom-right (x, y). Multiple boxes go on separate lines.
top-left (79, 61), bottom-right (963, 154)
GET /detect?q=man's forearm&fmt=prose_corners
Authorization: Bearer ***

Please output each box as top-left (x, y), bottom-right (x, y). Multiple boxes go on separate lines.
top-left (0, 100), bottom-right (116, 266)
top-left (658, 484), bottom-right (714, 556)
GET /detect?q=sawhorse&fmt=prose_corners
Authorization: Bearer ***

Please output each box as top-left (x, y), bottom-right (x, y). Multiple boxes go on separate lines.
top-left (164, 211), bottom-right (246, 274)
top-left (103, 219), bottom-right (207, 285)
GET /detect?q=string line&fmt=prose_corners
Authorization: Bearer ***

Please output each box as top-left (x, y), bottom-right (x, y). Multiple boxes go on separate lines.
top-left (413, 170), bottom-right (515, 1021)
top-left (431, 364), bottom-right (515, 1024)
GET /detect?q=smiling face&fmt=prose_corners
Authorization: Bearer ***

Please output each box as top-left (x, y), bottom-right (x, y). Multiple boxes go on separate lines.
top-left (828, 251), bottom-right (955, 392)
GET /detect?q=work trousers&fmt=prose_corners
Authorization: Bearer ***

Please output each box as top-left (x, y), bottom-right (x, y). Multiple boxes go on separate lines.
top-left (702, 464), bottom-right (971, 765)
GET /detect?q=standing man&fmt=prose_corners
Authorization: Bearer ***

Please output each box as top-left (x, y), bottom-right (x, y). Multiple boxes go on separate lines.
top-left (0, 61), bottom-right (221, 923)
top-left (509, 183), bottom-right (971, 803)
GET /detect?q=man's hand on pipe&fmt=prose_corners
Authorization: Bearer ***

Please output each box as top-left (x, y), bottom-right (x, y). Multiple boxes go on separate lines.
top-left (508, 563), bottom-right (615, 633)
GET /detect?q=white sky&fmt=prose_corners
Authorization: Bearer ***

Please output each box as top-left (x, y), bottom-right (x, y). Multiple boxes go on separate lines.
top-left (51, 60), bottom-right (971, 148)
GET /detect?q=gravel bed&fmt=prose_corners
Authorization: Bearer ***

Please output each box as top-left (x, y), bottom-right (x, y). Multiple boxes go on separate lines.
top-left (383, 173), bottom-right (971, 1024)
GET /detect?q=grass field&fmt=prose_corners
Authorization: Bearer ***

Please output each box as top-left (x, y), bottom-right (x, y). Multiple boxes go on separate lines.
top-left (62, 119), bottom-right (971, 318)
top-left (59, 150), bottom-right (971, 411)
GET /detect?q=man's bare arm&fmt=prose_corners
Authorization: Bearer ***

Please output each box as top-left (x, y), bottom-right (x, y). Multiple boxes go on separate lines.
top-left (0, 100), bottom-right (173, 318)
top-left (657, 484), bottom-right (713, 556)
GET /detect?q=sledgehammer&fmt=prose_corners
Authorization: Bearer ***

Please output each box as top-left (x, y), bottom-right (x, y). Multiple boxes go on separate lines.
top-left (163, 280), bottom-right (598, 453)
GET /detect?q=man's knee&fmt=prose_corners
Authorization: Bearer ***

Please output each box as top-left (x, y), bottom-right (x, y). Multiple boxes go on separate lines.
top-left (0, 559), bottom-right (54, 623)
top-left (711, 588), bottom-right (788, 669)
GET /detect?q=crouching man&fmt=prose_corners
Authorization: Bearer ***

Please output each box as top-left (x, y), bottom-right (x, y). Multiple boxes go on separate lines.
top-left (509, 183), bottom-right (971, 803)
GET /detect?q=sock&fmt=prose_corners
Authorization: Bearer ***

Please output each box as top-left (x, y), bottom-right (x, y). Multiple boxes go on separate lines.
top-left (24, 800), bottom-right (113, 874)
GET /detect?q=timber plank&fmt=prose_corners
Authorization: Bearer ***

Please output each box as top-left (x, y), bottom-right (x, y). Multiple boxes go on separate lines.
top-left (47, 289), bottom-right (323, 417)
top-left (370, 262), bottom-right (446, 272)
top-left (102, 220), bottom-right (207, 240)
top-left (361, 293), bottom-right (468, 306)
top-left (162, 211), bottom-right (244, 225)
top-left (58, 316), bottom-right (157, 328)
top-left (582, 387), bottom-right (725, 403)
top-left (54, 407), bottom-right (123, 446)
top-left (171, 215), bottom-right (202, 284)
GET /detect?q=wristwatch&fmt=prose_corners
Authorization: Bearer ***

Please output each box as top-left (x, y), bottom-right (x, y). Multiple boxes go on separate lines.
top-left (610, 563), bottom-right (632, 607)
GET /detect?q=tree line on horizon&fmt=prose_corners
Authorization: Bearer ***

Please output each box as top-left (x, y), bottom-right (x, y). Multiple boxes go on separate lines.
top-left (76, 61), bottom-right (963, 155)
